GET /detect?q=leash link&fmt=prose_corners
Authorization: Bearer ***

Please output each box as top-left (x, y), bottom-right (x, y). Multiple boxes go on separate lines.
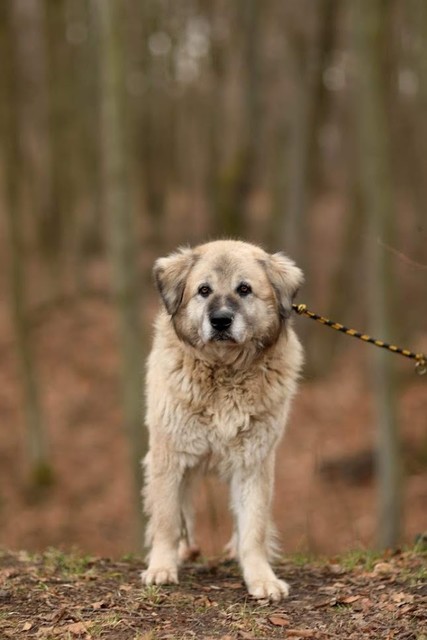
top-left (292, 303), bottom-right (426, 376)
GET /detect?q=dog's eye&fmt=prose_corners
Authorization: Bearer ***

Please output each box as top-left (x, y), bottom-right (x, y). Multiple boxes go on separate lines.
top-left (198, 284), bottom-right (212, 298)
top-left (236, 283), bottom-right (252, 297)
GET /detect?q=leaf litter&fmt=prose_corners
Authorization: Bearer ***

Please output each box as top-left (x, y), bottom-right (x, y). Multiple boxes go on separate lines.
top-left (0, 547), bottom-right (425, 639)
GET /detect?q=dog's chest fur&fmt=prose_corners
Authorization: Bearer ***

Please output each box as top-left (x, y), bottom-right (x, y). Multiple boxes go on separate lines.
top-left (146, 313), bottom-right (302, 473)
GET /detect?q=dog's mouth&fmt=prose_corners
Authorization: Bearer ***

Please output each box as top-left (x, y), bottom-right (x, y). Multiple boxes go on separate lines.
top-left (211, 331), bottom-right (237, 343)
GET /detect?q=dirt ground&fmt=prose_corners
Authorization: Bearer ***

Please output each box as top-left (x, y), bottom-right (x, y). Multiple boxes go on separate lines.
top-left (0, 286), bottom-right (426, 558)
top-left (0, 546), bottom-right (426, 639)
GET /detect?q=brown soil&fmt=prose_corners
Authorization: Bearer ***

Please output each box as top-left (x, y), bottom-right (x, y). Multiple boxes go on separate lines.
top-left (0, 547), bottom-right (425, 639)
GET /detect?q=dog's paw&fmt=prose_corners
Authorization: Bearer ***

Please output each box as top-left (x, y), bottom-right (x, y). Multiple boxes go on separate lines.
top-left (247, 577), bottom-right (290, 601)
top-left (141, 566), bottom-right (178, 586)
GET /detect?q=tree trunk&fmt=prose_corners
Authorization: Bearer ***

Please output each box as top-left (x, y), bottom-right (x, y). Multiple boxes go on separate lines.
top-left (3, 0), bottom-right (52, 486)
top-left (215, 0), bottom-right (261, 238)
top-left (94, 0), bottom-right (147, 549)
top-left (353, 0), bottom-right (401, 549)
top-left (7, 0), bottom-right (69, 298)
top-left (66, 0), bottom-right (104, 291)
top-left (409, 0), bottom-right (427, 261)
top-left (279, 0), bottom-right (337, 264)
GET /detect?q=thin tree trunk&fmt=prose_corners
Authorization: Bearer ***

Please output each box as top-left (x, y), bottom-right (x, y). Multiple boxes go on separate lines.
top-left (215, 0), bottom-right (261, 238)
top-left (277, 0), bottom-right (338, 378)
top-left (4, 0), bottom-right (52, 486)
top-left (280, 0), bottom-right (337, 264)
top-left (353, 0), bottom-right (401, 549)
top-left (10, 0), bottom-right (66, 298)
top-left (94, 0), bottom-right (147, 548)
top-left (66, 0), bottom-right (104, 292)
top-left (206, 3), bottom-right (227, 237)
top-left (410, 0), bottom-right (427, 261)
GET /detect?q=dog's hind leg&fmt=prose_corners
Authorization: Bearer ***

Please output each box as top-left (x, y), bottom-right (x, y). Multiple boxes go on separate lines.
top-left (224, 531), bottom-right (238, 560)
top-left (178, 471), bottom-right (200, 562)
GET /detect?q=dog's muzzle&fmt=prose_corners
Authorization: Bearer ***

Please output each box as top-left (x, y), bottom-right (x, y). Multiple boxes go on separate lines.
top-left (209, 310), bottom-right (234, 340)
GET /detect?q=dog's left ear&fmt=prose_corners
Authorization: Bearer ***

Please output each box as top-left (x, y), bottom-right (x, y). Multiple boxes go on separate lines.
top-left (263, 252), bottom-right (304, 320)
top-left (153, 247), bottom-right (195, 316)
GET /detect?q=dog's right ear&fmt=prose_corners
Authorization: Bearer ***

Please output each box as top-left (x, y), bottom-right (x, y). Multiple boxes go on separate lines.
top-left (153, 247), bottom-right (195, 316)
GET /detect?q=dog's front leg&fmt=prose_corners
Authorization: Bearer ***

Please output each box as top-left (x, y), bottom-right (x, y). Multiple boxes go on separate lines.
top-left (231, 459), bottom-right (289, 601)
top-left (142, 454), bottom-right (183, 586)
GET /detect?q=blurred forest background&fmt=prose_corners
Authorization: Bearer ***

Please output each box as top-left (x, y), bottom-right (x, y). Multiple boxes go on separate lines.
top-left (0, 0), bottom-right (426, 559)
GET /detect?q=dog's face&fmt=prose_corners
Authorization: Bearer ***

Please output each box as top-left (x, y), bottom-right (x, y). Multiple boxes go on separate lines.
top-left (153, 240), bottom-right (303, 354)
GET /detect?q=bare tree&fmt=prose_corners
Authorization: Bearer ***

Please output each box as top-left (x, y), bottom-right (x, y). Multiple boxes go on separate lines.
top-left (353, 0), bottom-right (401, 548)
top-left (215, 0), bottom-right (262, 238)
top-left (65, 0), bottom-right (104, 290)
top-left (94, 0), bottom-right (147, 547)
top-left (279, 0), bottom-right (338, 263)
top-left (3, 0), bottom-right (52, 486)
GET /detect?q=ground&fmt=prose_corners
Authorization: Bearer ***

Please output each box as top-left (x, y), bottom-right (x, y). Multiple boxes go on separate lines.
top-left (0, 547), bottom-right (426, 639)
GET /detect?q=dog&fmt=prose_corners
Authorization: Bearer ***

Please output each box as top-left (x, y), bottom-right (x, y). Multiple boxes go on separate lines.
top-left (141, 240), bottom-right (303, 601)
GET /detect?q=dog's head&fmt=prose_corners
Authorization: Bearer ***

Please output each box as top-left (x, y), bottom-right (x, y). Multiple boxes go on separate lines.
top-left (153, 240), bottom-right (303, 355)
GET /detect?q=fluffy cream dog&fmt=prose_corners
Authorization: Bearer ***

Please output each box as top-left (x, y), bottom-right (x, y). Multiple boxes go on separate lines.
top-left (141, 240), bottom-right (303, 601)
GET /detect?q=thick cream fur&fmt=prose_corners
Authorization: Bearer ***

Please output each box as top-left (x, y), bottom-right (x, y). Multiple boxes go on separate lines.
top-left (141, 240), bottom-right (303, 601)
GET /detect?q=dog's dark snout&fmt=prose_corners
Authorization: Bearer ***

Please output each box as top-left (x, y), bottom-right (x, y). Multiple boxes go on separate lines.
top-left (210, 310), bottom-right (234, 331)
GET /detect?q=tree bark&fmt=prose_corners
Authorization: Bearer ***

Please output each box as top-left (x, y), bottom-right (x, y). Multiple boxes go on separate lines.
top-left (353, 0), bottom-right (401, 549)
top-left (215, 0), bottom-right (261, 238)
top-left (279, 0), bottom-right (337, 263)
top-left (94, 0), bottom-right (147, 548)
top-left (3, 0), bottom-right (52, 486)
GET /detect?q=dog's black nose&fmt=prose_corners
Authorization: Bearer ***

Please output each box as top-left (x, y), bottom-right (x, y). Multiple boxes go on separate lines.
top-left (210, 310), bottom-right (234, 331)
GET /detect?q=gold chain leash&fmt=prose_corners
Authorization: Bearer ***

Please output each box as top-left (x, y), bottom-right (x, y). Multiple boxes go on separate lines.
top-left (292, 303), bottom-right (427, 376)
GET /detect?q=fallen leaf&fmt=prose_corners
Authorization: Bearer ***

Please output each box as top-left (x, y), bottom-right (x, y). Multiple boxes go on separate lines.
top-left (119, 584), bottom-right (132, 591)
top-left (36, 626), bottom-right (55, 637)
top-left (339, 595), bottom-right (361, 604)
top-left (195, 595), bottom-right (213, 607)
top-left (22, 622), bottom-right (33, 631)
top-left (360, 597), bottom-right (373, 609)
top-left (91, 600), bottom-right (106, 610)
top-left (223, 581), bottom-right (242, 589)
top-left (328, 563), bottom-right (344, 574)
top-left (63, 621), bottom-right (88, 636)
top-left (237, 632), bottom-right (255, 639)
top-left (320, 586), bottom-right (338, 594)
top-left (286, 630), bottom-right (316, 638)
top-left (51, 607), bottom-right (67, 623)
top-left (391, 591), bottom-right (413, 604)
top-left (397, 604), bottom-right (416, 616)
top-left (0, 569), bottom-right (18, 583)
top-left (313, 598), bottom-right (334, 608)
top-left (269, 614), bottom-right (290, 626)
top-left (373, 562), bottom-right (393, 575)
